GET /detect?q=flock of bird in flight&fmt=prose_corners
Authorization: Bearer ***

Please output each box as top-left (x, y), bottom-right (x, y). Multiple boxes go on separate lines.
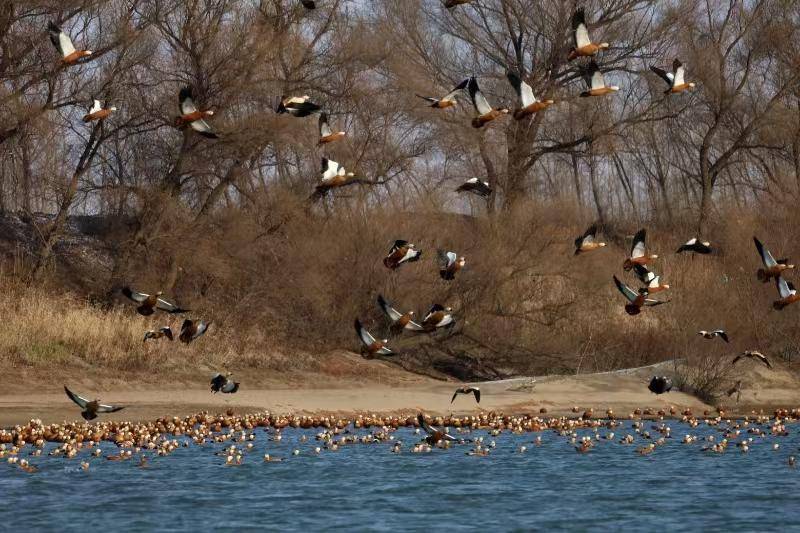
top-left (44, 4), bottom-right (787, 418)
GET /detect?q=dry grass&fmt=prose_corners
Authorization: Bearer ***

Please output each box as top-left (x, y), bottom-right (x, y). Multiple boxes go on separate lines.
top-left (3, 196), bottom-right (800, 393)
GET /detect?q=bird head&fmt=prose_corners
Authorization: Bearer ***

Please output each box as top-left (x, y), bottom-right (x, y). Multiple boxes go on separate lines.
top-left (662, 284), bottom-right (670, 289)
top-left (84, 50), bottom-right (94, 56)
top-left (205, 110), bottom-right (215, 116)
top-left (346, 172), bottom-right (355, 177)
top-left (110, 106), bottom-right (118, 111)
top-left (609, 86), bottom-right (620, 92)
top-left (702, 241), bottom-right (710, 246)
top-left (688, 82), bottom-right (696, 88)
top-left (650, 254), bottom-right (659, 259)
top-left (408, 311), bottom-right (415, 316)
top-left (499, 108), bottom-right (510, 114)
top-left (598, 242), bottom-right (607, 247)
top-left (599, 43), bottom-right (610, 49)
top-left (155, 291), bottom-right (163, 296)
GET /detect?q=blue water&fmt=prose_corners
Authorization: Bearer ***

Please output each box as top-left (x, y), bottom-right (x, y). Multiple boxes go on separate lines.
top-left (2, 421), bottom-right (799, 532)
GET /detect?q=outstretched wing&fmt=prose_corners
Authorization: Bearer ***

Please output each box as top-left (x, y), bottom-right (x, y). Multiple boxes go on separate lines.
top-left (189, 119), bottom-right (218, 139)
top-left (506, 71), bottom-right (536, 107)
top-left (179, 87), bottom-right (199, 115)
top-left (48, 22), bottom-right (75, 57)
top-left (155, 296), bottom-right (189, 314)
top-left (630, 228), bottom-right (647, 258)
top-left (613, 275), bottom-right (637, 304)
top-left (673, 59), bottom-right (685, 86)
top-left (754, 237), bottom-right (777, 267)
top-left (442, 78), bottom-right (469, 101)
top-left (417, 413), bottom-right (436, 435)
top-left (377, 295), bottom-right (404, 322)
top-left (354, 318), bottom-right (377, 346)
top-left (64, 386), bottom-right (89, 409)
top-left (122, 287), bottom-right (149, 303)
top-left (572, 8), bottom-right (591, 49)
top-left (468, 77), bottom-right (492, 115)
top-left (633, 264), bottom-right (655, 284)
top-left (97, 404), bottom-right (124, 413)
top-left (319, 112), bottom-right (332, 137)
top-left (649, 66), bottom-right (673, 86)
top-left (776, 276), bottom-right (794, 299)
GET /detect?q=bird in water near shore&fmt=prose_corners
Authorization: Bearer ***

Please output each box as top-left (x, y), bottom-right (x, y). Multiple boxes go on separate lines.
top-left (64, 386), bottom-right (124, 420)
top-left (417, 413), bottom-right (456, 445)
top-left (451, 386), bottom-right (480, 404)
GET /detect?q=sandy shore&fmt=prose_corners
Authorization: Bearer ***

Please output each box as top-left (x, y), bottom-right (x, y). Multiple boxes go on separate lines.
top-left (2, 358), bottom-right (798, 426)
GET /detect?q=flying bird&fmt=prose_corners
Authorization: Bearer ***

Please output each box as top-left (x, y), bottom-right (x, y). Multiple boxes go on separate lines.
top-left (48, 22), bottom-right (92, 64)
top-left (754, 237), bottom-right (794, 283)
top-left (444, 0), bottom-right (473, 8)
top-left (82, 100), bottom-right (116, 122)
top-left (676, 238), bottom-right (711, 254)
top-left (579, 62), bottom-right (619, 97)
top-left (277, 95), bottom-right (321, 117)
top-left (122, 288), bottom-right (189, 316)
top-left (650, 59), bottom-right (696, 94)
top-left (773, 276), bottom-right (800, 311)
top-left (415, 79), bottom-right (468, 109)
top-left (383, 240), bottom-right (422, 269)
top-left (417, 413), bottom-right (456, 445)
top-left (698, 330), bottom-right (729, 343)
top-left (451, 386), bottom-right (480, 404)
top-left (647, 376), bottom-right (672, 395)
top-left (437, 249), bottom-right (465, 280)
top-left (354, 318), bottom-right (394, 357)
top-left (455, 178), bottom-right (492, 197)
top-left (210, 373), bottom-right (239, 393)
top-left (613, 275), bottom-right (668, 316)
top-left (568, 8), bottom-right (610, 61)
top-left (310, 157), bottom-right (355, 199)
top-left (143, 326), bottom-right (174, 343)
top-left (422, 304), bottom-right (455, 330)
top-left (176, 87), bottom-right (217, 139)
top-left (64, 386), bottom-right (124, 421)
top-left (317, 113), bottom-right (346, 145)
top-left (623, 229), bottom-right (658, 271)
top-left (732, 350), bottom-right (772, 369)
top-left (468, 76), bottom-right (509, 128)
top-left (633, 264), bottom-right (669, 294)
top-left (506, 71), bottom-right (555, 119)
top-left (179, 319), bottom-right (210, 343)
top-left (574, 224), bottom-right (606, 255)
top-left (377, 295), bottom-right (424, 332)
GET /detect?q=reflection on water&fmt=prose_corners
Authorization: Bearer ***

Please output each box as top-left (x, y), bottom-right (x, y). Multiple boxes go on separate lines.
top-left (1, 421), bottom-right (798, 531)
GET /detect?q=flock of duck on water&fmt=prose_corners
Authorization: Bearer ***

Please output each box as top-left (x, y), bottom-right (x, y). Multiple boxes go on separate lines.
top-left (2, 408), bottom-right (799, 472)
top-left (10, 3), bottom-right (795, 471)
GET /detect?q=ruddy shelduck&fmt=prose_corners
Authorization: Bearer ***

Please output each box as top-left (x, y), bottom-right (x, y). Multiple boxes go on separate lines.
top-left (82, 100), bottom-right (116, 122)
top-left (416, 79), bottom-right (468, 109)
top-left (580, 62), bottom-right (619, 97)
top-left (568, 9), bottom-right (609, 61)
top-left (574, 224), bottom-right (606, 255)
top-left (623, 229), bottom-right (657, 271)
top-left (650, 59), bottom-right (696, 94)
top-left (468, 76), bottom-right (509, 128)
top-left (48, 22), bottom-right (92, 64)
top-left (354, 318), bottom-right (394, 357)
top-left (754, 237), bottom-right (794, 282)
top-left (383, 240), bottom-right (422, 269)
top-left (506, 71), bottom-right (554, 119)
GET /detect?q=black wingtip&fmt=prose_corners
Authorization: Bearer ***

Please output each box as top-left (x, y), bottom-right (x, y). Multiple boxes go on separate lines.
top-left (47, 21), bottom-right (61, 33)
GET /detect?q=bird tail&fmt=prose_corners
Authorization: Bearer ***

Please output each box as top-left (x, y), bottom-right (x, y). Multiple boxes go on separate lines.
top-left (773, 300), bottom-right (787, 311)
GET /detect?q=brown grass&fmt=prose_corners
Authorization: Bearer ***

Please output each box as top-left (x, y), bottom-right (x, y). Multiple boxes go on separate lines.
top-left (2, 195), bottom-right (800, 393)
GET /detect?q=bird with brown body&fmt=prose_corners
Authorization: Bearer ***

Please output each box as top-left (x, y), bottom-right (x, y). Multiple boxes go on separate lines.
top-left (623, 229), bottom-right (658, 271)
top-left (732, 350), bottom-right (772, 369)
top-left (568, 8), bottom-right (610, 61)
top-left (754, 237), bottom-right (794, 283)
